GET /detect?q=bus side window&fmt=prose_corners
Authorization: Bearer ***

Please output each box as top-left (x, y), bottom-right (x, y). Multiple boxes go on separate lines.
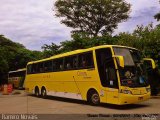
top-left (64, 55), bottom-right (78, 70)
top-left (65, 57), bottom-right (72, 70)
top-left (32, 64), bottom-right (37, 74)
top-left (36, 62), bottom-right (44, 73)
top-left (27, 65), bottom-right (32, 74)
top-left (86, 52), bottom-right (94, 68)
top-left (73, 56), bottom-right (78, 68)
top-left (54, 58), bottom-right (64, 71)
top-left (60, 64), bottom-right (63, 70)
top-left (66, 63), bottom-right (71, 69)
top-left (52, 61), bottom-right (56, 72)
top-left (78, 52), bottom-right (94, 69)
top-left (44, 60), bottom-right (52, 72)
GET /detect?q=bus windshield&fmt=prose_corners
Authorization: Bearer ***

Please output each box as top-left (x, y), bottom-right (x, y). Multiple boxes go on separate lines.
top-left (113, 47), bottom-right (149, 87)
top-left (114, 47), bottom-right (135, 66)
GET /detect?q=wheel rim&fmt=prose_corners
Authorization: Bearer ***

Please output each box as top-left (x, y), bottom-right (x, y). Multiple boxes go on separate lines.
top-left (42, 90), bottom-right (46, 96)
top-left (91, 93), bottom-right (99, 104)
top-left (36, 90), bottom-right (39, 96)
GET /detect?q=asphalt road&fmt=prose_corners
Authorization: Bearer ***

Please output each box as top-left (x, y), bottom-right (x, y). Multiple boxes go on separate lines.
top-left (0, 90), bottom-right (160, 114)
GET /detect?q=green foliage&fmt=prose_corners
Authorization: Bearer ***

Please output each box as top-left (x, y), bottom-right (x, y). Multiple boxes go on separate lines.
top-left (0, 35), bottom-right (43, 84)
top-left (55, 0), bottom-right (130, 37)
top-left (116, 23), bottom-right (160, 68)
top-left (132, 24), bottom-right (160, 57)
top-left (41, 43), bottom-right (60, 58)
top-left (41, 32), bottom-right (117, 56)
top-left (116, 24), bottom-right (159, 52)
top-left (42, 23), bottom-right (160, 68)
top-left (0, 48), bottom-right (9, 83)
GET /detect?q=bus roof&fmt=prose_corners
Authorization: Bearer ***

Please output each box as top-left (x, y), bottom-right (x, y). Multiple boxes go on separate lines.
top-left (8, 68), bottom-right (26, 73)
top-left (27, 45), bottom-right (138, 65)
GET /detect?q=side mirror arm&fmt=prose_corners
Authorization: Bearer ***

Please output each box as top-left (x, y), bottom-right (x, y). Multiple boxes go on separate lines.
top-left (143, 58), bottom-right (156, 69)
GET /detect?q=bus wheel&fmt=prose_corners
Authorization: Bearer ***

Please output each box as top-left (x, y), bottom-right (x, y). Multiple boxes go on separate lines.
top-left (88, 90), bottom-right (100, 105)
top-left (35, 87), bottom-right (39, 97)
top-left (41, 88), bottom-right (47, 99)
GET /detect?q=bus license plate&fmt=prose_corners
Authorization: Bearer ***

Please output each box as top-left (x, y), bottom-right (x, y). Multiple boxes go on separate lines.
top-left (138, 97), bottom-right (143, 100)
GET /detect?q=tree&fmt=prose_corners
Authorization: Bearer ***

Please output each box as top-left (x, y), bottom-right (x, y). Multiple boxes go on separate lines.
top-left (54, 0), bottom-right (131, 37)
top-left (154, 13), bottom-right (160, 21)
top-left (0, 35), bottom-right (43, 84)
top-left (116, 23), bottom-right (160, 68)
top-left (154, 0), bottom-right (160, 21)
top-left (115, 32), bottom-right (138, 48)
top-left (0, 48), bottom-right (9, 84)
top-left (42, 32), bottom-right (116, 55)
top-left (42, 43), bottom-right (60, 57)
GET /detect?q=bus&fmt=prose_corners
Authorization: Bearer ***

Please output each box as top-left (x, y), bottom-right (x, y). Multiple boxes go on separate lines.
top-left (8, 68), bottom-right (26, 89)
top-left (25, 45), bottom-right (155, 105)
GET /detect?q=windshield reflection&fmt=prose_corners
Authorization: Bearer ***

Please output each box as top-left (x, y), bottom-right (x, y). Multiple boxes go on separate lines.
top-left (114, 47), bottom-right (135, 66)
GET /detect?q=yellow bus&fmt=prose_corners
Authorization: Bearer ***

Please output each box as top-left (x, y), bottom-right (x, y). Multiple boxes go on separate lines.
top-left (8, 68), bottom-right (26, 89)
top-left (25, 45), bottom-right (155, 105)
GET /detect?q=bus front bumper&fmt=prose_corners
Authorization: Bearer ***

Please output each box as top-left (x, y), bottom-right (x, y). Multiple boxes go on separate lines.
top-left (118, 92), bottom-right (150, 105)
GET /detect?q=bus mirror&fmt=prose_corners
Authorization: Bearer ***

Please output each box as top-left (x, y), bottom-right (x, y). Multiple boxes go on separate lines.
top-left (113, 55), bottom-right (124, 68)
top-left (143, 58), bottom-right (156, 69)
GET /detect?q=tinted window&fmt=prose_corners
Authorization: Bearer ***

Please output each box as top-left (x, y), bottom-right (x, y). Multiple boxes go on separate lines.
top-left (53, 58), bottom-right (64, 71)
top-left (32, 64), bottom-right (38, 74)
top-left (96, 48), bottom-right (113, 87)
top-left (38, 62), bottom-right (44, 73)
top-left (27, 65), bottom-right (32, 74)
top-left (64, 55), bottom-right (78, 70)
top-left (44, 60), bottom-right (52, 72)
top-left (27, 51), bottom-right (94, 73)
top-left (9, 71), bottom-right (26, 77)
top-left (78, 52), bottom-right (94, 69)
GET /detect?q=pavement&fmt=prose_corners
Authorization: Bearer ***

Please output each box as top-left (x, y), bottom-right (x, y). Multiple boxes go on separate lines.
top-left (0, 90), bottom-right (160, 114)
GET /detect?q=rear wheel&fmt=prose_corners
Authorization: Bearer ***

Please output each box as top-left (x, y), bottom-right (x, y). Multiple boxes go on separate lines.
top-left (88, 90), bottom-right (100, 105)
top-left (41, 88), bottom-right (47, 98)
top-left (35, 87), bottom-right (39, 97)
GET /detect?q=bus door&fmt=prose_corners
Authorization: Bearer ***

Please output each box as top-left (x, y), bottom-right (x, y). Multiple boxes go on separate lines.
top-left (96, 48), bottom-right (119, 104)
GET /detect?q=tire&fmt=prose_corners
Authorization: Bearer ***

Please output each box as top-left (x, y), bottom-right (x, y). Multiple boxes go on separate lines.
top-left (41, 88), bottom-right (47, 99)
top-left (35, 87), bottom-right (40, 97)
top-left (88, 90), bottom-right (100, 105)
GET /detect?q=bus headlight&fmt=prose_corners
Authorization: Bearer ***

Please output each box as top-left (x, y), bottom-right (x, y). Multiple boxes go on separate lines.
top-left (146, 88), bottom-right (150, 92)
top-left (120, 89), bottom-right (132, 94)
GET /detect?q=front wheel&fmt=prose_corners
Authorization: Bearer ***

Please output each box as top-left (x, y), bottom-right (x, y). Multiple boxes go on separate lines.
top-left (88, 91), bottom-right (100, 105)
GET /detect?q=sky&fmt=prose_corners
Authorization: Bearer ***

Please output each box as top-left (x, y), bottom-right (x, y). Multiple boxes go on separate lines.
top-left (0, 0), bottom-right (160, 51)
